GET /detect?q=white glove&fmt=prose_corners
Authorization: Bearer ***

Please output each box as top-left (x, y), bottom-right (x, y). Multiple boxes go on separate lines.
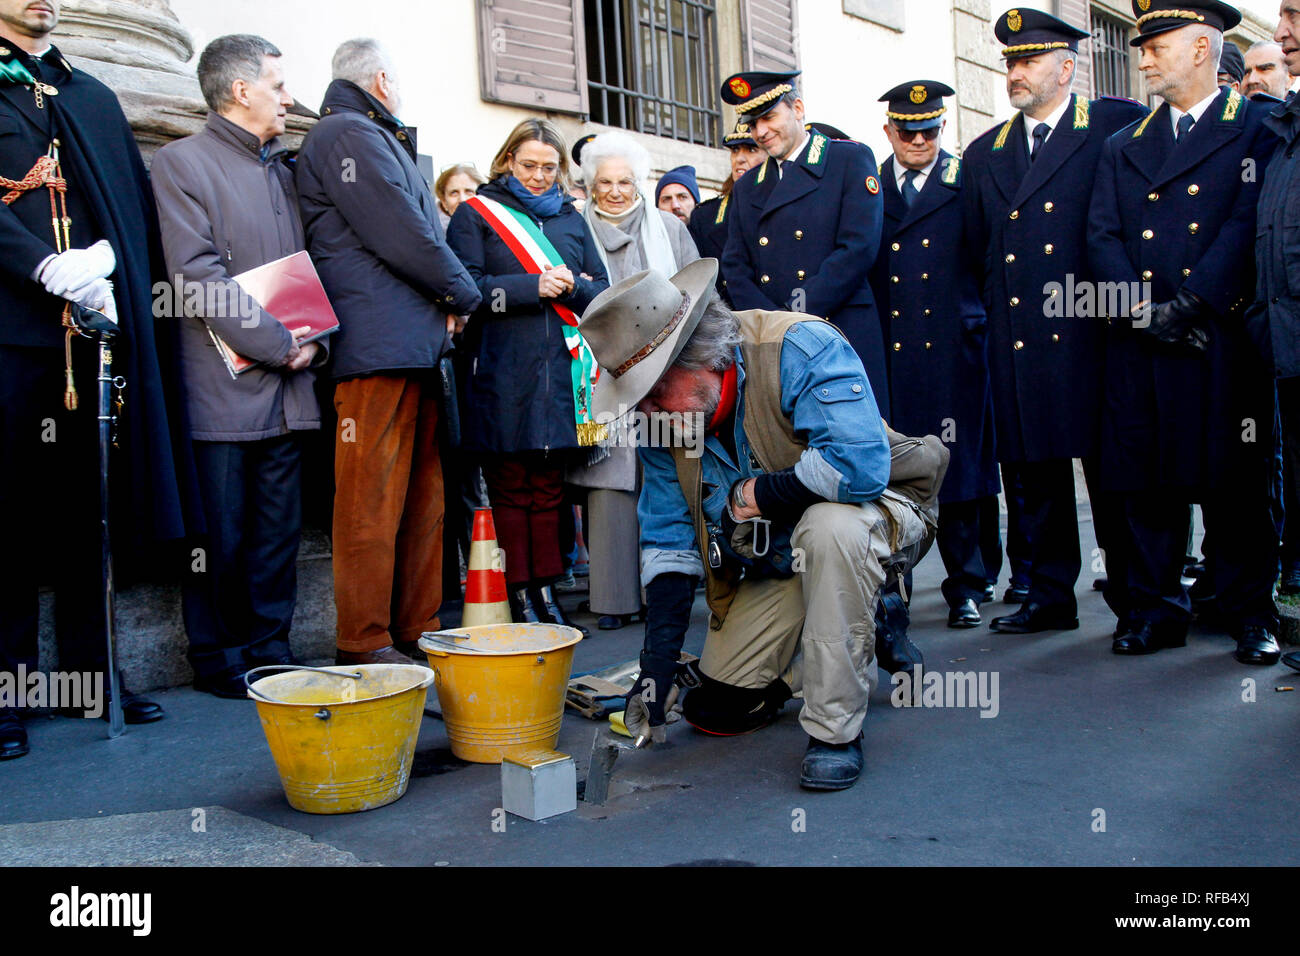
top-left (73, 277), bottom-right (116, 319)
top-left (96, 289), bottom-right (119, 326)
top-left (39, 239), bottom-right (116, 300)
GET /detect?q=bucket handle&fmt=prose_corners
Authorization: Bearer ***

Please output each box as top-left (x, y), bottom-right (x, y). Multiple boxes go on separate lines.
top-left (244, 665), bottom-right (364, 718)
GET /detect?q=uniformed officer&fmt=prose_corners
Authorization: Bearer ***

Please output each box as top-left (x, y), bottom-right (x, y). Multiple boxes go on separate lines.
top-left (719, 70), bottom-right (890, 416)
top-left (963, 8), bottom-right (1148, 634)
top-left (688, 121), bottom-right (763, 302)
top-left (1088, 0), bottom-right (1281, 665)
top-left (869, 80), bottom-right (1001, 629)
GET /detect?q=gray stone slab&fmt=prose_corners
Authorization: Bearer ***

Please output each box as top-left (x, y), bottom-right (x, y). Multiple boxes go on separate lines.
top-left (0, 806), bottom-right (373, 867)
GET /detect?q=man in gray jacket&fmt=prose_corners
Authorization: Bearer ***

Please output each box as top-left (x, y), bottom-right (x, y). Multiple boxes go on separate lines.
top-left (152, 34), bottom-right (326, 697)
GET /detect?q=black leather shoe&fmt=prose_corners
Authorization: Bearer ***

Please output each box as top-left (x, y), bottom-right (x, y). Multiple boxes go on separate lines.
top-left (0, 709), bottom-right (28, 761)
top-left (947, 599), bottom-right (981, 629)
top-left (114, 689), bottom-right (165, 724)
top-left (1112, 620), bottom-right (1186, 655)
top-left (990, 602), bottom-right (1078, 634)
top-left (193, 670), bottom-right (250, 700)
top-left (1233, 625), bottom-right (1281, 666)
top-left (532, 584), bottom-right (589, 637)
top-left (982, 584), bottom-right (996, 603)
top-left (508, 587), bottom-right (542, 623)
top-left (800, 733), bottom-right (864, 791)
top-left (1279, 566), bottom-right (1300, 596)
top-left (1003, 584), bottom-right (1030, 604)
top-left (874, 592), bottom-right (922, 675)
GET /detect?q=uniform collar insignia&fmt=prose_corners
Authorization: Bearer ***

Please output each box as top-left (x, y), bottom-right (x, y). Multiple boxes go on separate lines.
top-left (1221, 89), bottom-right (1244, 123)
top-left (1131, 110), bottom-right (1159, 138)
top-left (714, 194), bottom-right (729, 224)
top-left (805, 131), bottom-right (828, 167)
top-left (1072, 96), bottom-right (1090, 130)
top-left (941, 155), bottom-right (960, 185)
top-left (992, 117), bottom-right (1016, 151)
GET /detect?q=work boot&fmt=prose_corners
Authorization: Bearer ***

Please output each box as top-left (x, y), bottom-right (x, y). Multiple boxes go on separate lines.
top-left (800, 733), bottom-right (864, 791)
top-left (874, 592), bottom-right (922, 675)
top-left (508, 586), bottom-right (542, 623)
top-left (0, 707), bottom-right (28, 761)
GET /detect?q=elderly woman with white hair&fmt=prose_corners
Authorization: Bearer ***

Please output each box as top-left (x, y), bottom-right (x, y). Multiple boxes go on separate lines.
top-left (568, 131), bottom-right (706, 629)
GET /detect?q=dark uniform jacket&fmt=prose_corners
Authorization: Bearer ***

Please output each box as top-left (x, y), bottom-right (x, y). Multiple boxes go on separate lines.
top-left (296, 80), bottom-right (480, 381)
top-left (688, 193), bottom-right (731, 302)
top-left (446, 176), bottom-right (609, 455)
top-left (1089, 88), bottom-right (1279, 494)
top-left (963, 93), bottom-right (1148, 463)
top-left (0, 40), bottom-right (191, 544)
top-left (870, 151), bottom-right (998, 503)
top-left (1248, 91), bottom-right (1300, 380)
top-left (721, 130), bottom-right (889, 417)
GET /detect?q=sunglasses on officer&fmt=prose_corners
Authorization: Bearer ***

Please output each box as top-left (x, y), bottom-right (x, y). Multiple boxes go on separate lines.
top-left (891, 124), bottom-right (941, 142)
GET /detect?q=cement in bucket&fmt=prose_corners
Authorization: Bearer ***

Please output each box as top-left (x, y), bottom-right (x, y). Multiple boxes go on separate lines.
top-left (418, 623), bottom-right (582, 763)
top-left (246, 664), bottom-right (434, 814)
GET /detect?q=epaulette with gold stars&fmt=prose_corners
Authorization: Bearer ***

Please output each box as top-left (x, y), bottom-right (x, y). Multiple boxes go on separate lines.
top-left (941, 156), bottom-right (961, 186)
top-left (1221, 89), bottom-right (1244, 123)
top-left (1131, 111), bottom-right (1158, 139)
top-left (992, 118), bottom-right (1016, 152)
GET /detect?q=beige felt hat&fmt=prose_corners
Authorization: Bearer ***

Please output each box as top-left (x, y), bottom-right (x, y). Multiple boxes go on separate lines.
top-left (579, 258), bottom-right (719, 420)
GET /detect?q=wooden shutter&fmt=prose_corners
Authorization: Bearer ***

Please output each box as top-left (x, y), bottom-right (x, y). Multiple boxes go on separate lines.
top-left (741, 0), bottom-right (800, 72)
top-left (477, 0), bottom-right (589, 114)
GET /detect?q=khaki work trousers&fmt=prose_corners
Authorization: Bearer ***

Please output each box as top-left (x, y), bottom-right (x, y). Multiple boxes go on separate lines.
top-left (699, 495), bottom-right (929, 744)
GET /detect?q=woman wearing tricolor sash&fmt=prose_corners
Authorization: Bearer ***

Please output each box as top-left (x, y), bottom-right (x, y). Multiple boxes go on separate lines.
top-left (446, 118), bottom-right (609, 629)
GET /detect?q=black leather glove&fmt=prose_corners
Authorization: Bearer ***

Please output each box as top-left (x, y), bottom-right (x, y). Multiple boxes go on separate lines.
top-left (1133, 289), bottom-right (1212, 354)
top-left (625, 572), bottom-right (695, 744)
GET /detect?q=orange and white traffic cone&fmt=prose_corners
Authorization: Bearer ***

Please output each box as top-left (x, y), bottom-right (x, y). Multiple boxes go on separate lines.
top-left (462, 507), bottom-right (511, 627)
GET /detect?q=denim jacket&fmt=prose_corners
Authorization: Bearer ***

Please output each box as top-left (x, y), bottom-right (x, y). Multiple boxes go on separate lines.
top-left (637, 319), bottom-right (891, 586)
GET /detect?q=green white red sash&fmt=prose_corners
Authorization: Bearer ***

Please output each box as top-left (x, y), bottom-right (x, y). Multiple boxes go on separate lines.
top-left (465, 194), bottom-right (606, 446)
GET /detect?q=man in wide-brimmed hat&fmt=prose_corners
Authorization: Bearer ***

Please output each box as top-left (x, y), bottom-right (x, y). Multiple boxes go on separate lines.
top-left (579, 258), bottom-right (940, 790)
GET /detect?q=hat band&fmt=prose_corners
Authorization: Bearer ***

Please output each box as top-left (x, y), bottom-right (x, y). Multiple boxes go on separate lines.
top-left (1135, 10), bottom-right (1207, 29)
top-left (611, 291), bottom-right (693, 380)
top-left (888, 106), bottom-right (947, 121)
top-left (737, 83), bottom-right (793, 116)
top-left (1002, 41), bottom-right (1071, 56)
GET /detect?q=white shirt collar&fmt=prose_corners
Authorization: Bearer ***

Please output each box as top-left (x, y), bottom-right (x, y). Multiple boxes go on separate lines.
top-left (1023, 95), bottom-right (1073, 151)
top-left (893, 153), bottom-right (940, 192)
top-left (776, 132), bottom-right (811, 177)
top-left (1169, 87), bottom-right (1223, 135)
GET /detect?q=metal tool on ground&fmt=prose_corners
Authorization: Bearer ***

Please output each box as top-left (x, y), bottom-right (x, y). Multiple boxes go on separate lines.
top-left (463, 507), bottom-right (511, 626)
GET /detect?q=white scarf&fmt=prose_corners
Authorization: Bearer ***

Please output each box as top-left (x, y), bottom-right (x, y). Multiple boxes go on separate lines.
top-left (583, 191), bottom-right (680, 281)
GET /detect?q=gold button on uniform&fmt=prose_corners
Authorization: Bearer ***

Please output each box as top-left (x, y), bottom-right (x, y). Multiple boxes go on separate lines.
top-left (1143, 229), bottom-right (1154, 240)
top-left (891, 310), bottom-right (900, 318)
top-left (1188, 223), bottom-right (1199, 234)
top-left (892, 275), bottom-right (900, 283)
top-left (1188, 184), bottom-right (1200, 196)
top-left (759, 236), bottom-right (769, 246)
top-left (893, 342), bottom-right (902, 351)
top-left (925, 342), bottom-right (932, 350)
top-left (924, 309), bottom-right (932, 316)
top-left (1014, 340), bottom-right (1025, 350)
top-left (1051, 333), bottom-right (1060, 343)
top-left (921, 273), bottom-right (929, 280)
top-left (1005, 254), bottom-right (1016, 263)
top-left (797, 270), bottom-right (806, 280)
top-left (1044, 244), bottom-right (1054, 255)
top-left (1043, 202), bottom-right (1054, 212)
top-left (1182, 268), bottom-right (1192, 277)
top-left (922, 239), bottom-right (931, 247)
top-left (1148, 192), bottom-right (1159, 202)
top-left (1010, 297), bottom-right (1021, 307)
top-left (761, 275), bottom-right (770, 284)
top-left (1142, 270), bottom-right (1153, 280)
top-left (1010, 210), bottom-right (1020, 220)
top-left (397, 131), bottom-right (407, 141)
top-left (891, 242), bottom-right (901, 252)
top-left (794, 230), bottom-right (803, 239)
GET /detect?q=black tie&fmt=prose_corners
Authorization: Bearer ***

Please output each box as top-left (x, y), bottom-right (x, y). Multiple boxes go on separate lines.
top-left (901, 169), bottom-right (920, 208)
top-left (1176, 113), bottom-right (1195, 143)
top-left (1030, 122), bottom-right (1050, 162)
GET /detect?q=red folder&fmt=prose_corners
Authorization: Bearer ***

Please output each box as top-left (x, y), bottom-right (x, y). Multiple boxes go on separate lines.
top-left (208, 250), bottom-right (340, 378)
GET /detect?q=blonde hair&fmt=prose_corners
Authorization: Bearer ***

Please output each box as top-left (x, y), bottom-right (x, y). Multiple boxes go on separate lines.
top-left (489, 118), bottom-right (571, 192)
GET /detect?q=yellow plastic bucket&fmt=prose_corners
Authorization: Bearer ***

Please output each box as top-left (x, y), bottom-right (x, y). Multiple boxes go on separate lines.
top-left (246, 664), bottom-right (434, 814)
top-left (418, 623), bottom-right (582, 763)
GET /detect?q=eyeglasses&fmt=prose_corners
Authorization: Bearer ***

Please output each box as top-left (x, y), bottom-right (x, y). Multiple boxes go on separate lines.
top-left (512, 159), bottom-right (559, 178)
top-left (592, 178), bottom-right (637, 194)
top-left (894, 125), bottom-right (941, 142)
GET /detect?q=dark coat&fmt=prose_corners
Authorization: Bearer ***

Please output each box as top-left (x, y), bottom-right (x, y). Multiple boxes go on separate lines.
top-left (1088, 89), bottom-right (1279, 494)
top-left (869, 151), bottom-right (998, 503)
top-left (963, 94), bottom-right (1149, 463)
top-left (0, 42), bottom-right (193, 545)
top-left (445, 176), bottom-right (609, 455)
top-left (296, 80), bottom-right (480, 380)
top-left (688, 193), bottom-right (732, 302)
top-left (1248, 92), bottom-right (1300, 380)
top-left (720, 131), bottom-right (889, 417)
